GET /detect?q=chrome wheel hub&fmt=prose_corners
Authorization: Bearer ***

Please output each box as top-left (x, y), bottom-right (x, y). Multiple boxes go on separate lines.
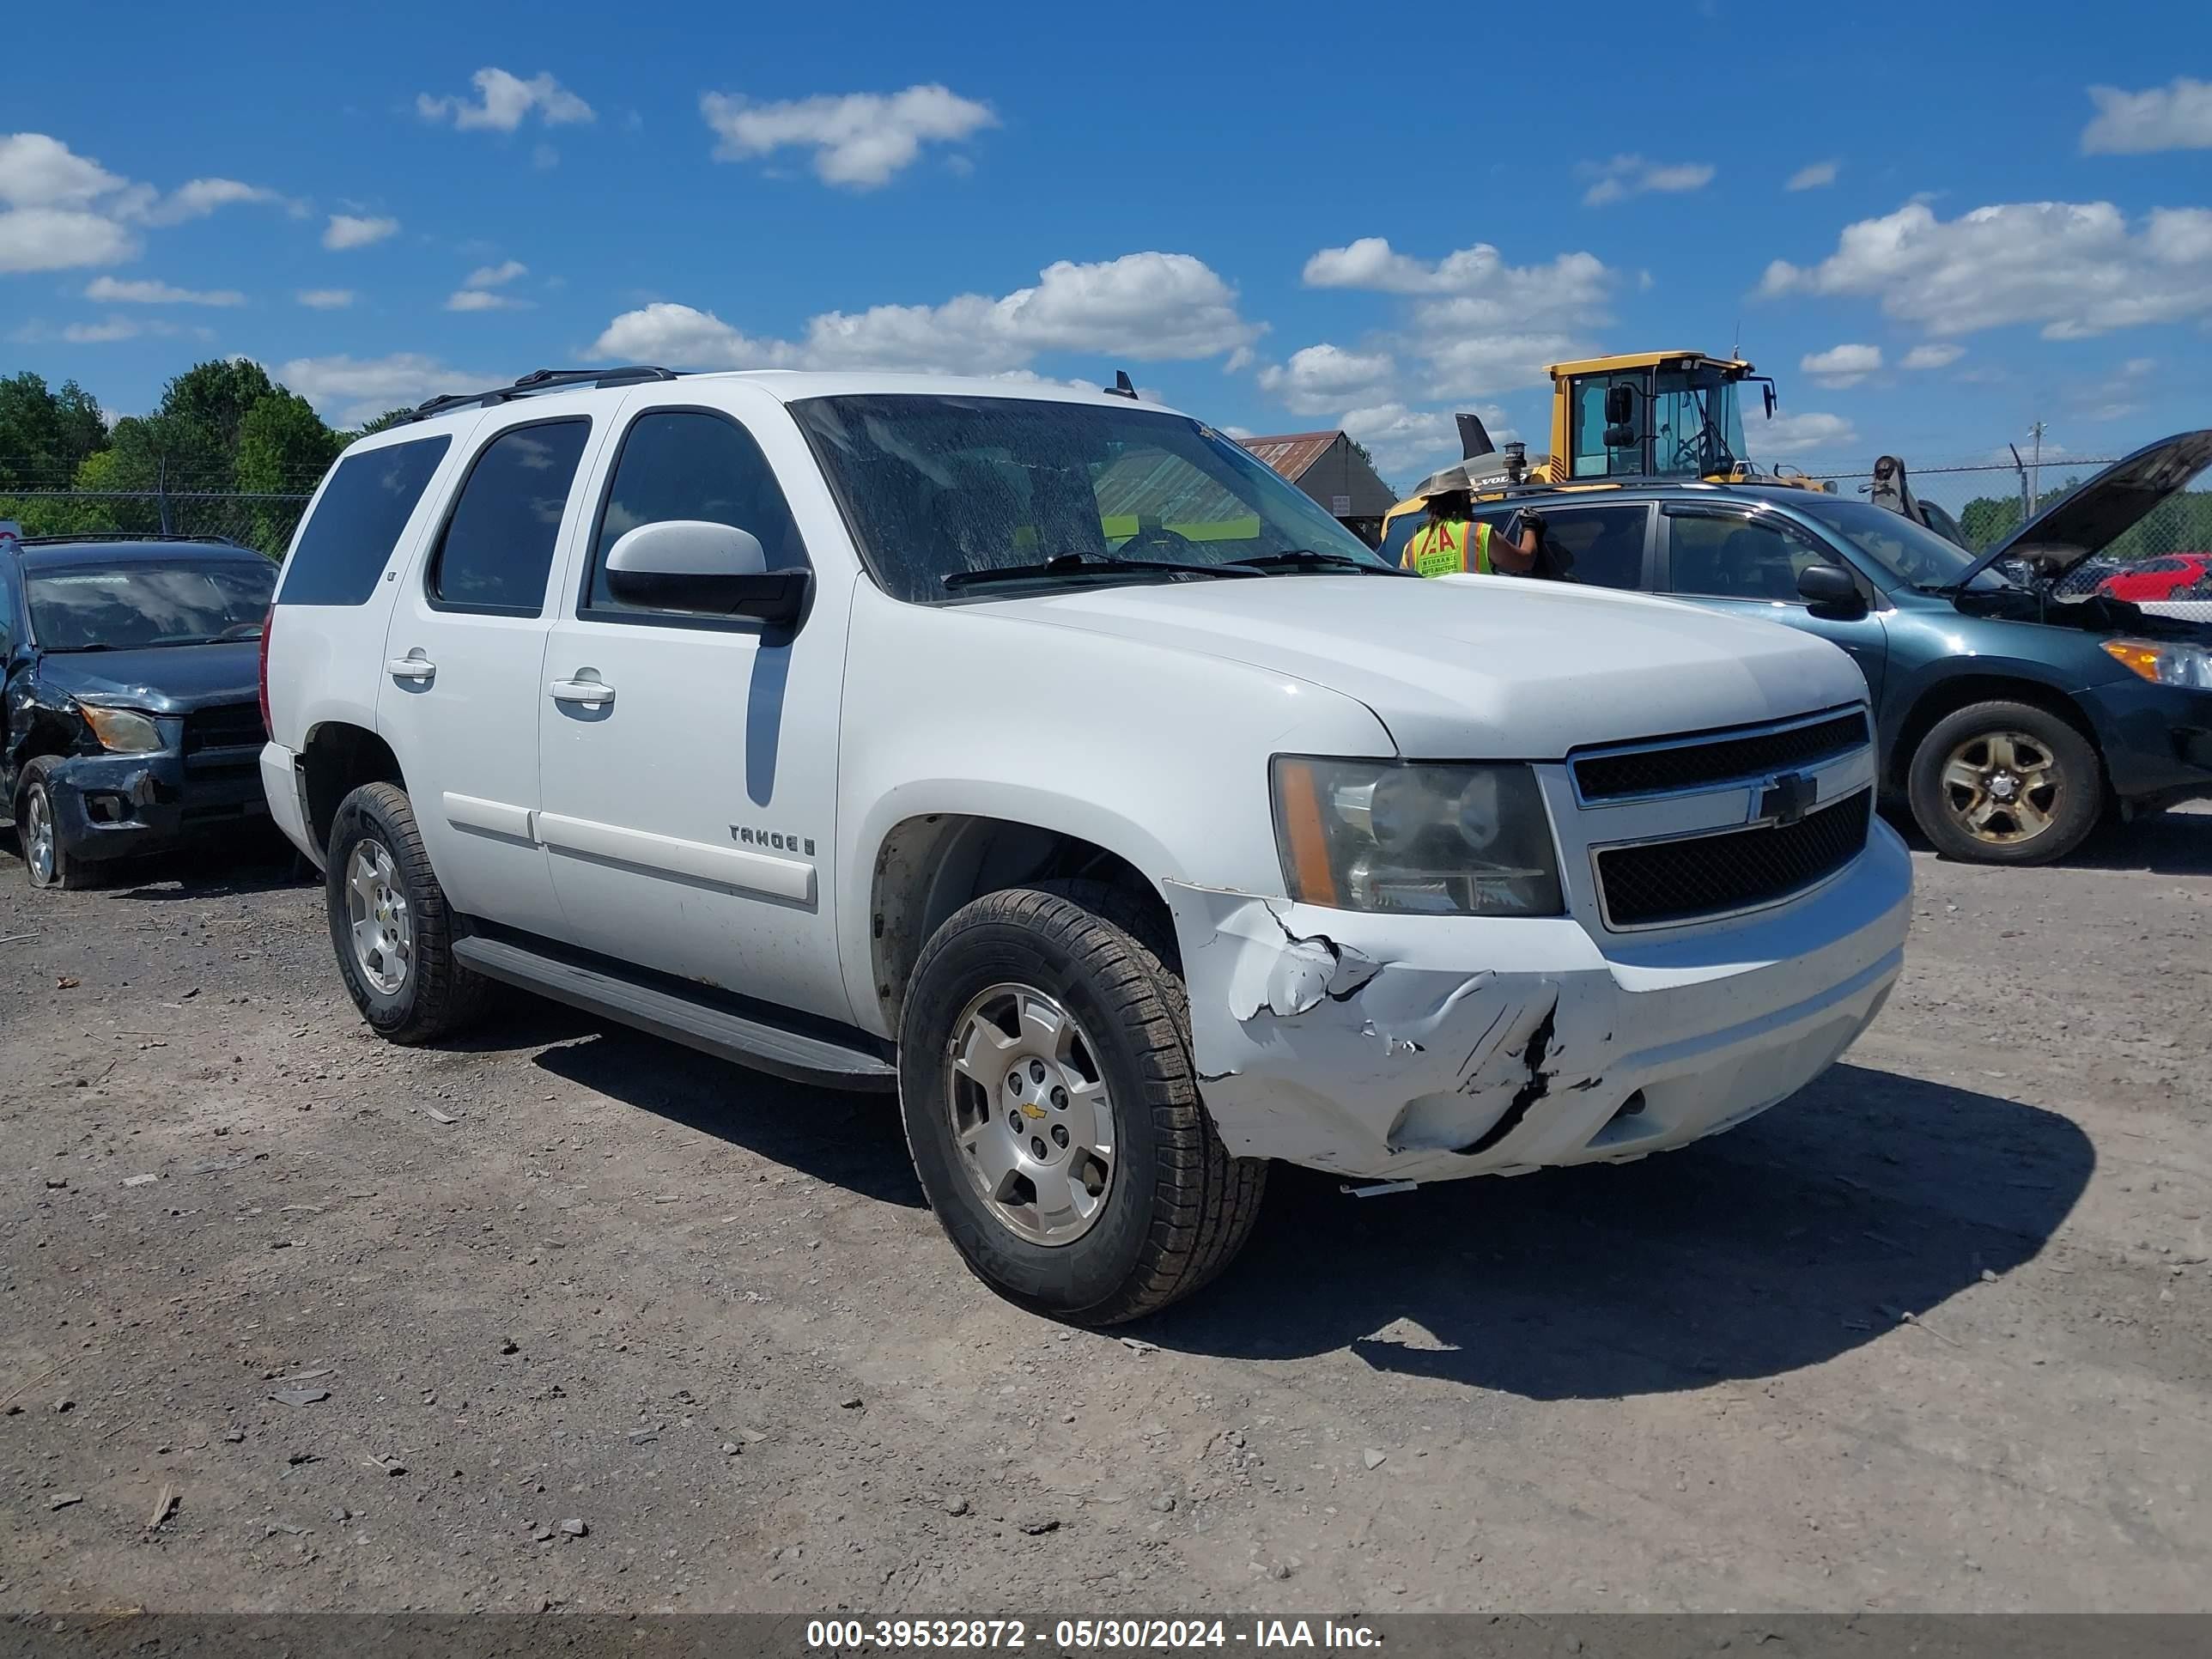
top-left (945, 983), bottom-right (1116, 1247)
top-left (344, 839), bottom-right (412, 995)
top-left (24, 789), bottom-right (55, 884)
top-left (1939, 730), bottom-right (2059, 845)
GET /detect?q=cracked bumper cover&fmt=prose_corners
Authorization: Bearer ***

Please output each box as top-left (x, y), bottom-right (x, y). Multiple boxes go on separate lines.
top-left (1165, 820), bottom-right (1911, 1183)
top-left (46, 748), bottom-right (269, 864)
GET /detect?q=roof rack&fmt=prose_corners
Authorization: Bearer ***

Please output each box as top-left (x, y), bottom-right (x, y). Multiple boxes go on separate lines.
top-left (398, 365), bottom-right (679, 425)
top-left (11, 532), bottom-right (251, 550)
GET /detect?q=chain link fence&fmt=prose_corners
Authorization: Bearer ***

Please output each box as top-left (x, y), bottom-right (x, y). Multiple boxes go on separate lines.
top-left (0, 459), bottom-right (326, 560)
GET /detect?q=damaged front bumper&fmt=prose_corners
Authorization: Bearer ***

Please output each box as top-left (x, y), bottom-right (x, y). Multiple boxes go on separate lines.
top-left (44, 746), bottom-right (270, 865)
top-left (1165, 820), bottom-right (1911, 1183)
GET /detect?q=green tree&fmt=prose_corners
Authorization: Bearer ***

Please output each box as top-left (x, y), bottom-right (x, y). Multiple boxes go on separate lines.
top-left (1959, 495), bottom-right (2022, 552)
top-left (155, 358), bottom-right (278, 485)
top-left (0, 371), bottom-right (112, 491)
top-left (355, 408), bottom-right (416, 437)
top-left (235, 390), bottom-right (343, 550)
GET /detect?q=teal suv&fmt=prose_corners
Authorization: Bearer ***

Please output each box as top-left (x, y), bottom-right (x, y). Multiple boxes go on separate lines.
top-left (1468, 431), bottom-right (2212, 864)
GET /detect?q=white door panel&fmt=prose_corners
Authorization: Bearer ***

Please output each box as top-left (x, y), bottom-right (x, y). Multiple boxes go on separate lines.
top-left (376, 410), bottom-right (606, 936)
top-left (536, 392), bottom-right (852, 1021)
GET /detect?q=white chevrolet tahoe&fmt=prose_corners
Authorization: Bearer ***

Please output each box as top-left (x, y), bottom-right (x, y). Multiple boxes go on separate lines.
top-left (260, 366), bottom-right (1911, 1322)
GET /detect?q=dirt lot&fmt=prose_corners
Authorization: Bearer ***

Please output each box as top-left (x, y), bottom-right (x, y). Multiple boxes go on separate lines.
top-left (2, 810), bottom-right (2208, 1616)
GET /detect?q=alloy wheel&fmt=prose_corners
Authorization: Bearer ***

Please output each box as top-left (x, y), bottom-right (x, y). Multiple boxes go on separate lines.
top-left (24, 788), bottom-right (56, 885)
top-left (945, 982), bottom-right (1117, 1246)
top-left (344, 838), bottom-right (412, 995)
top-left (1939, 729), bottom-right (2062, 847)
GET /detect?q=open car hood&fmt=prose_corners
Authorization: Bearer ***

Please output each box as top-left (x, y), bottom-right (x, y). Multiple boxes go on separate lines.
top-left (1960, 428), bottom-right (2212, 589)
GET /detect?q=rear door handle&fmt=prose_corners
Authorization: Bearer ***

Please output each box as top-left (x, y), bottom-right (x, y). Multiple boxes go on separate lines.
top-left (549, 678), bottom-right (616, 707)
top-left (386, 654), bottom-right (435, 682)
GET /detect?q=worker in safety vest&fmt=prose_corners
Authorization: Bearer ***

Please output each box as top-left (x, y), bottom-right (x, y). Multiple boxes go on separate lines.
top-left (1398, 465), bottom-right (1541, 578)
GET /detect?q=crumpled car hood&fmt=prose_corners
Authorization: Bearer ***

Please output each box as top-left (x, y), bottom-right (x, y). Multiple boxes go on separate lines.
top-left (985, 574), bottom-right (1866, 757)
top-left (33, 640), bottom-right (261, 715)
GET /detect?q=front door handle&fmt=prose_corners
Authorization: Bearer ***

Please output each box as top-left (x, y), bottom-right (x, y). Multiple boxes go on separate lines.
top-left (549, 677), bottom-right (616, 707)
top-left (386, 653), bottom-right (435, 683)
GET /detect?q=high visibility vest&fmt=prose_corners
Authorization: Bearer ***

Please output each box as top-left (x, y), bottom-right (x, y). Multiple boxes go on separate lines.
top-left (1402, 518), bottom-right (1494, 577)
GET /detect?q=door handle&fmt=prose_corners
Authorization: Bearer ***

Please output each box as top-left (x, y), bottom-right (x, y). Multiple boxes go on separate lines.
top-left (386, 654), bottom-right (435, 682)
top-left (549, 677), bottom-right (616, 707)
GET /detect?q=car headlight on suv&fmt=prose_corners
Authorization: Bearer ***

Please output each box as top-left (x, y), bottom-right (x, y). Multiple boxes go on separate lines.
top-left (78, 704), bottom-right (162, 754)
top-left (1272, 757), bottom-right (1565, 916)
top-left (2103, 638), bottom-right (2212, 691)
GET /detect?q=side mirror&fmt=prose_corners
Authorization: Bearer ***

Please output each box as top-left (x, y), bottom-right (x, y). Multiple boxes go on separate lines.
top-left (603, 519), bottom-right (810, 626)
top-left (1796, 562), bottom-right (1863, 611)
top-left (1601, 383), bottom-right (1638, 449)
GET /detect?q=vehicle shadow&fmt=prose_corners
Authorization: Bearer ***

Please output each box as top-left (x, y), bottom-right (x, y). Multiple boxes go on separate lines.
top-left (1145, 1062), bottom-right (2094, 1400)
top-left (532, 1024), bottom-right (925, 1210)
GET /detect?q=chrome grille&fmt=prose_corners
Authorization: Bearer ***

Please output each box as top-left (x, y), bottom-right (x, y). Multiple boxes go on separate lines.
top-left (1573, 708), bottom-right (1870, 803)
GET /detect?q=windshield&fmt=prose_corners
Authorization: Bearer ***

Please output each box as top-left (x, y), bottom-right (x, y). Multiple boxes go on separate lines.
top-left (1649, 367), bottom-right (1746, 478)
top-left (1786, 495), bottom-right (2015, 592)
top-left (788, 394), bottom-right (1395, 603)
top-left (27, 557), bottom-right (277, 650)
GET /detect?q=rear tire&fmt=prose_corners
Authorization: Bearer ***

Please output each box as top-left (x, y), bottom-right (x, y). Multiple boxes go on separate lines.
top-left (898, 885), bottom-right (1266, 1325)
top-left (1906, 699), bottom-right (2102, 866)
top-left (325, 781), bottom-right (487, 1043)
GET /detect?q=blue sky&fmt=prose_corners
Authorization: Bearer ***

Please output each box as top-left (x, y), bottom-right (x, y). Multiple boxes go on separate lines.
top-left (5, 1), bottom-right (2209, 486)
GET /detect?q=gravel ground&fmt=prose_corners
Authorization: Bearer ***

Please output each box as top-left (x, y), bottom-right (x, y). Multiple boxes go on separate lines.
top-left (2, 810), bottom-right (2207, 1615)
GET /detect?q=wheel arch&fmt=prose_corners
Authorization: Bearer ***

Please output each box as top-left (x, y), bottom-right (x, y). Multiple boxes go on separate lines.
top-left (863, 807), bottom-right (1176, 1036)
top-left (300, 720), bottom-right (408, 860)
top-left (1887, 672), bottom-right (2103, 795)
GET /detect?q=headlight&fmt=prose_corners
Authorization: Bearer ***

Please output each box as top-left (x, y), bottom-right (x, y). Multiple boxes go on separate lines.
top-left (2103, 638), bottom-right (2212, 690)
top-left (1272, 757), bottom-right (1564, 916)
top-left (79, 705), bottom-right (161, 754)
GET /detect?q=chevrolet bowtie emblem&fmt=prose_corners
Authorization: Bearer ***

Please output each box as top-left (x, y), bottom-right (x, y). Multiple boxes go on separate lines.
top-left (1758, 771), bottom-right (1817, 827)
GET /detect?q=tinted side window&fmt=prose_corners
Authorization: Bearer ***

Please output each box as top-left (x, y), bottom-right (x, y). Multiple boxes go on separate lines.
top-left (277, 435), bottom-right (451, 606)
top-left (586, 411), bottom-right (807, 617)
top-left (1668, 512), bottom-right (1832, 603)
top-left (1534, 506), bottom-right (1647, 590)
top-left (429, 420), bottom-right (591, 614)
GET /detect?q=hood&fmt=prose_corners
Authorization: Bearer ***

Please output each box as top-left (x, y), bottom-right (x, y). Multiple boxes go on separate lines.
top-left (34, 639), bottom-right (262, 715)
top-left (1963, 428), bottom-right (2212, 588)
top-left (985, 574), bottom-right (1867, 758)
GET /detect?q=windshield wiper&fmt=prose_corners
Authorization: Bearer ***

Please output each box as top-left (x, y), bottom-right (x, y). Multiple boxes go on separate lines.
top-left (942, 553), bottom-right (1261, 592)
top-left (1220, 550), bottom-right (1407, 576)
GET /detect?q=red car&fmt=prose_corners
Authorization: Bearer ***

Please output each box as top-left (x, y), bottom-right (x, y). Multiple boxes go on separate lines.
top-left (2098, 552), bottom-right (2212, 601)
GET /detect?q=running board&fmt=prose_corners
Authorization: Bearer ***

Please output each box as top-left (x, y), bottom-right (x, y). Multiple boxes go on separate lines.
top-left (452, 935), bottom-right (898, 1092)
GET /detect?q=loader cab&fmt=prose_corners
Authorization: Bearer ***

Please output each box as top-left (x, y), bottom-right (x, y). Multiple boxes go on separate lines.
top-left (1556, 352), bottom-right (1773, 483)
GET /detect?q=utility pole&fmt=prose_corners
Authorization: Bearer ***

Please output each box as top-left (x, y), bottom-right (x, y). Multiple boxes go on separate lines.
top-left (2027, 420), bottom-right (2046, 517)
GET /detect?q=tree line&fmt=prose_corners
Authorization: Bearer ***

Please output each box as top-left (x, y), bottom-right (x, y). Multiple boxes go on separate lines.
top-left (0, 361), bottom-right (410, 555)
top-left (1958, 480), bottom-right (2212, 562)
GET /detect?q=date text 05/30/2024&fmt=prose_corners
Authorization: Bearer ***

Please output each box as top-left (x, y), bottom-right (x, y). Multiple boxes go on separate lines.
top-left (805, 1619), bottom-right (1382, 1650)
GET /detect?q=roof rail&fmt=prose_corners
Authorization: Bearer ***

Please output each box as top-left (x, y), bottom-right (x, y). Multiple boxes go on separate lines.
top-left (398, 365), bottom-right (678, 425)
top-left (12, 532), bottom-right (252, 550)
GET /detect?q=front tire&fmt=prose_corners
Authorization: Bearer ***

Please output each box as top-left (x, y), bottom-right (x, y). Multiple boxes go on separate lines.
top-left (898, 886), bottom-right (1266, 1325)
top-left (1906, 699), bottom-right (2103, 866)
top-left (325, 781), bottom-right (487, 1043)
top-left (16, 760), bottom-right (76, 891)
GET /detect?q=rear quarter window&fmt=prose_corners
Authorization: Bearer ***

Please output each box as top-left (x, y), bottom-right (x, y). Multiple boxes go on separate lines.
top-left (276, 435), bottom-right (452, 606)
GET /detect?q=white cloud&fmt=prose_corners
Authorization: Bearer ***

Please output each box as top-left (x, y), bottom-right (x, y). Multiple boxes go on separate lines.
top-left (0, 206), bottom-right (137, 272)
top-left (0, 132), bottom-right (128, 208)
top-left (593, 251), bottom-right (1257, 377)
top-left (1579, 155), bottom-right (1716, 207)
top-left (445, 289), bottom-right (531, 313)
top-left (1901, 342), bottom-right (1964, 370)
top-left (1256, 343), bottom-right (1396, 416)
top-left (1338, 401), bottom-right (1518, 478)
top-left (1759, 199), bottom-right (2212, 338)
top-left (1786, 160), bottom-right (1839, 191)
top-left (700, 83), bottom-right (994, 189)
top-left (1800, 342), bottom-right (1882, 388)
top-left (324, 213), bottom-right (398, 250)
top-left (1751, 410), bottom-right (1856, 456)
top-left (139, 178), bottom-right (297, 225)
top-left (463, 259), bottom-right (526, 289)
top-left (2081, 76), bottom-right (2212, 154)
top-left (417, 69), bottom-right (594, 132)
top-left (85, 274), bottom-right (244, 306)
top-left (277, 352), bottom-right (488, 427)
top-left (62, 318), bottom-right (142, 343)
top-left (295, 288), bottom-right (355, 309)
